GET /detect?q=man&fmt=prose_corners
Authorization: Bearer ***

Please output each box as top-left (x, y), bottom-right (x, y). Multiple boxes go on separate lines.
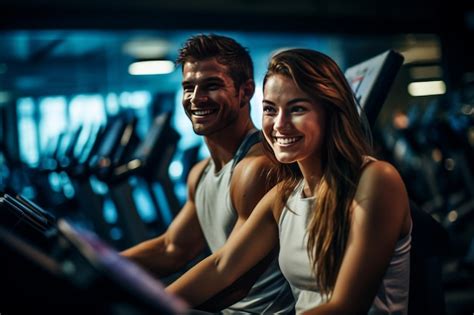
top-left (122, 34), bottom-right (294, 314)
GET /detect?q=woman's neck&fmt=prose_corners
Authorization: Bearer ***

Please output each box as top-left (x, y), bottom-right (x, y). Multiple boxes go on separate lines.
top-left (298, 156), bottom-right (323, 197)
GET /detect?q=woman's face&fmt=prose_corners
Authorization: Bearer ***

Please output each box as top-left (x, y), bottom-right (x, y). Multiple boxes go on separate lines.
top-left (262, 74), bottom-right (327, 164)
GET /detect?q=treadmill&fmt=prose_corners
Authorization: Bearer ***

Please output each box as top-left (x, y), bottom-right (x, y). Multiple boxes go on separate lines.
top-left (344, 49), bottom-right (404, 129)
top-left (0, 191), bottom-right (188, 314)
top-left (107, 111), bottom-right (181, 248)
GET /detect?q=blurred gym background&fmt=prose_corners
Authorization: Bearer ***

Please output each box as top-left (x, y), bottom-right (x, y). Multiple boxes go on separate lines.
top-left (0, 1), bottom-right (472, 314)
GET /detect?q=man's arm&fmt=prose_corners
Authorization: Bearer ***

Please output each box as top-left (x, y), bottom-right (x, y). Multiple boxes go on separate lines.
top-left (121, 159), bottom-right (209, 278)
top-left (196, 248), bottom-right (278, 311)
top-left (166, 186), bottom-right (280, 307)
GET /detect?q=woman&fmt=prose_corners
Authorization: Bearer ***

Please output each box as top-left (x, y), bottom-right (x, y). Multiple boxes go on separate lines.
top-left (167, 49), bottom-right (412, 315)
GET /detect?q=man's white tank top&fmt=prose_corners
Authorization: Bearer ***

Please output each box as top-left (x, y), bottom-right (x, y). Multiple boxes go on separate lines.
top-left (195, 131), bottom-right (295, 314)
top-left (278, 158), bottom-right (411, 314)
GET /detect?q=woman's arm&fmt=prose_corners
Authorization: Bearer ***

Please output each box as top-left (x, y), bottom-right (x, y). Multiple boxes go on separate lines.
top-left (304, 161), bottom-right (410, 315)
top-left (165, 186), bottom-right (280, 307)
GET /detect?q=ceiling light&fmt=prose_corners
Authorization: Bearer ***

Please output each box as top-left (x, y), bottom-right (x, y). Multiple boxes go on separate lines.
top-left (128, 60), bottom-right (175, 75)
top-left (123, 38), bottom-right (172, 59)
top-left (407, 80), bottom-right (446, 97)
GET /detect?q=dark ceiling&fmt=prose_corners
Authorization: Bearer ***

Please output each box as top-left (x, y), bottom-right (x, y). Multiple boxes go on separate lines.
top-left (0, 0), bottom-right (472, 99)
top-left (0, 0), bottom-right (456, 33)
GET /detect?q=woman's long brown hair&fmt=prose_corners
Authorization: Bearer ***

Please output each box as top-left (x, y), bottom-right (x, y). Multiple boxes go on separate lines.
top-left (263, 49), bottom-right (372, 298)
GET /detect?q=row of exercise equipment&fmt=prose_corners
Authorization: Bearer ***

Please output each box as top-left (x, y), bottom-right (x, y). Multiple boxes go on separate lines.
top-left (0, 190), bottom-right (188, 314)
top-left (5, 110), bottom-right (199, 250)
top-left (376, 94), bottom-right (474, 314)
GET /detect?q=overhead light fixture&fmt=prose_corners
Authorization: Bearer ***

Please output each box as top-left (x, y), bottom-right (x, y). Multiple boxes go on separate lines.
top-left (407, 80), bottom-right (446, 97)
top-left (128, 60), bottom-right (175, 75)
top-left (123, 38), bottom-right (172, 59)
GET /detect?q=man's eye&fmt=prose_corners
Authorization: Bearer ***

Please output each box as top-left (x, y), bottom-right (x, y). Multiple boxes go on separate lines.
top-left (206, 84), bottom-right (220, 90)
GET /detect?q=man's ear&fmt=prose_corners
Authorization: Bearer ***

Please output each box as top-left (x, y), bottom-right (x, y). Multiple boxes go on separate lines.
top-left (240, 79), bottom-right (255, 108)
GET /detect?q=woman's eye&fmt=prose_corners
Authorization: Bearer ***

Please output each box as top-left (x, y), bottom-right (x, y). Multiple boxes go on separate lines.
top-left (263, 105), bottom-right (276, 114)
top-left (291, 106), bottom-right (306, 113)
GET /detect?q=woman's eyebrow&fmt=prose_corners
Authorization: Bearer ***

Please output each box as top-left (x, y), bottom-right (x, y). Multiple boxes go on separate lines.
top-left (287, 98), bottom-right (312, 105)
top-left (262, 98), bottom-right (312, 105)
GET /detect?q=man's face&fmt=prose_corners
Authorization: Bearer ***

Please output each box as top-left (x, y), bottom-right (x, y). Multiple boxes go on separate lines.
top-left (181, 58), bottom-right (243, 135)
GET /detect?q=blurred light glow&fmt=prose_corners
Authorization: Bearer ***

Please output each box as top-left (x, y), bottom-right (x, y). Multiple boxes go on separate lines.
top-left (408, 80), bottom-right (446, 97)
top-left (106, 93), bottom-right (120, 115)
top-left (0, 91), bottom-right (11, 103)
top-left (123, 38), bottom-right (172, 59)
top-left (169, 161), bottom-right (184, 179)
top-left (409, 65), bottom-right (443, 80)
top-left (110, 227), bottom-right (123, 240)
top-left (444, 158), bottom-right (455, 171)
top-left (468, 127), bottom-right (474, 146)
top-left (129, 60), bottom-right (175, 75)
top-left (119, 91), bottom-right (152, 109)
top-left (132, 184), bottom-right (157, 223)
top-left (461, 104), bottom-right (473, 115)
top-left (103, 197), bottom-right (118, 223)
top-left (392, 112), bottom-right (409, 129)
top-left (447, 210), bottom-right (458, 222)
top-left (70, 94), bottom-right (106, 128)
top-left (39, 96), bottom-right (67, 152)
top-left (401, 45), bottom-right (441, 64)
top-left (431, 148), bottom-right (442, 162)
top-left (17, 97), bottom-right (39, 165)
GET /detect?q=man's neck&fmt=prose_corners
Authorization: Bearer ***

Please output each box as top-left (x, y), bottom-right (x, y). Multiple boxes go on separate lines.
top-left (204, 120), bottom-right (255, 171)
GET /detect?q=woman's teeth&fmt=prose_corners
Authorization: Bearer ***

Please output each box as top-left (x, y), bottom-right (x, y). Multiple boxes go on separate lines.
top-left (274, 137), bottom-right (300, 145)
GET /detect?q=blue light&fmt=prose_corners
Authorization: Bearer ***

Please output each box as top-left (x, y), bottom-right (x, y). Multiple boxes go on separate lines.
top-left (132, 182), bottom-right (158, 223)
top-left (169, 160), bottom-right (183, 179)
top-left (103, 196), bottom-right (118, 224)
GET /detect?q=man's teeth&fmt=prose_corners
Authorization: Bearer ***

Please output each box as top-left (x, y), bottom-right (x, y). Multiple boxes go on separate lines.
top-left (275, 137), bottom-right (300, 145)
top-left (193, 109), bottom-right (214, 116)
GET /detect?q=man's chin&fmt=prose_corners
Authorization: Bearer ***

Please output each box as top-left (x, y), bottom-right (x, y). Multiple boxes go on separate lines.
top-left (192, 126), bottom-right (210, 136)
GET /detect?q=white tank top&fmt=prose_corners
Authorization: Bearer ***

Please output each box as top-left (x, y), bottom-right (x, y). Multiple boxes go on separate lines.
top-left (278, 159), bottom-right (411, 314)
top-left (195, 132), bottom-right (295, 314)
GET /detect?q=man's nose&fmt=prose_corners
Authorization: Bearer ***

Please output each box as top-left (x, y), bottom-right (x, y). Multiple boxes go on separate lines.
top-left (191, 86), bottom-right (208, 104)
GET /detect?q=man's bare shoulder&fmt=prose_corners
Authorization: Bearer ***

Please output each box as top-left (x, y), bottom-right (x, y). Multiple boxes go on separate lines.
top-left (230, 143), bottom-right (277, 219)
top-left (231, 143), bottom-right (276, 196)
top-left (233, 143), bottom-right (274, 186)
top-left (234, 143), bottom-right (274, 174)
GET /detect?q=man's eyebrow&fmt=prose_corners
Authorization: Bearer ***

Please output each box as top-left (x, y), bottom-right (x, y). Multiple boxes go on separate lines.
top-left (183, 76), bottom-right (225, 85)
top-left (200, 76), bottom-right (225, 84)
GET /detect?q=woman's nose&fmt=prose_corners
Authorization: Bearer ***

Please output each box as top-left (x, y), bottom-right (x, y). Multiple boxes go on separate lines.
top-left (274, 111), bottom-right (291, 131)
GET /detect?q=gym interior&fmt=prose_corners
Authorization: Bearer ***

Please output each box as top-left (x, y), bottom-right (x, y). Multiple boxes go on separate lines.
top-left (0, 0), bottom-right (473, 314)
